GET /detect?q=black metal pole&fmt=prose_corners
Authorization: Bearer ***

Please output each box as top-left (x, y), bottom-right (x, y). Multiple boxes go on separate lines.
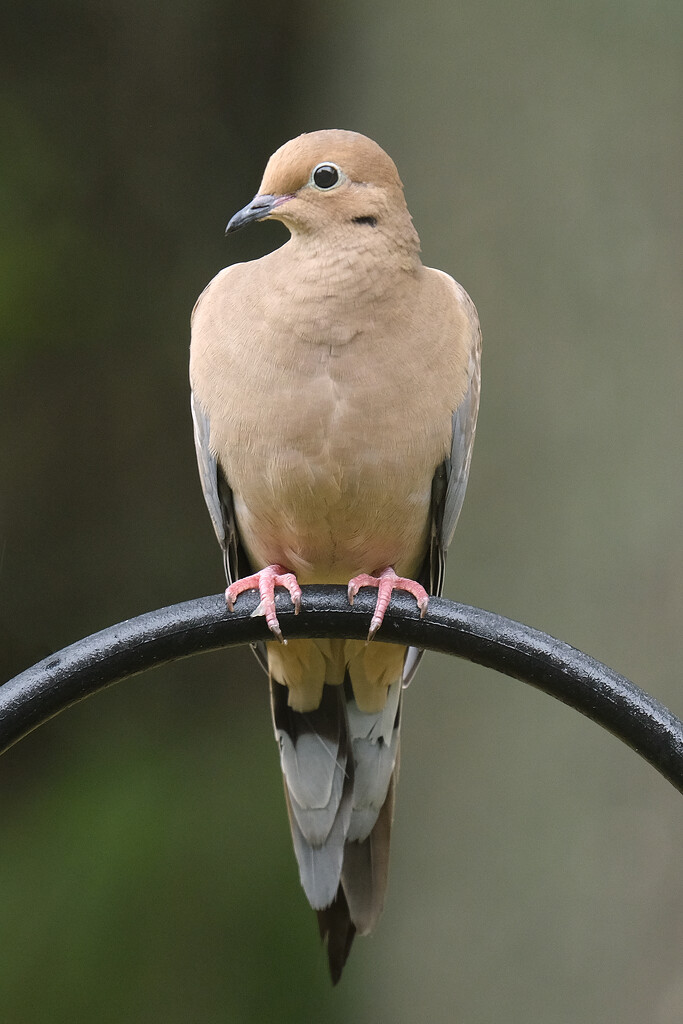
top-left (2, 586), bottom-right (682, 795)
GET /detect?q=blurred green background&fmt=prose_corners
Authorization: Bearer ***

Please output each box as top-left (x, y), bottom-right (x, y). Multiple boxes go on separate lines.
top-left (1, 0), bottom-right (682, 1020)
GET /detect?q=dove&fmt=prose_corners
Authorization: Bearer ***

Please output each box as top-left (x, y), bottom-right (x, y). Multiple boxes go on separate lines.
top-left (189, 129), bottom-right (481, 982)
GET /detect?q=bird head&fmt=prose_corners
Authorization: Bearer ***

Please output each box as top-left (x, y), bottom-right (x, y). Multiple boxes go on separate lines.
top-left (225, 129), bottom-right (411, 240)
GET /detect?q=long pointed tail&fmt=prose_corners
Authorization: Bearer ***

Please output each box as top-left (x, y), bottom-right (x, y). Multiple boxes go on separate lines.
top-left (270, 672), bottom-right (402, 982)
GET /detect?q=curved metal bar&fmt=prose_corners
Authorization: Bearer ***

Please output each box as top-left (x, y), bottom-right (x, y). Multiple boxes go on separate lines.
top-left (1, 587), bottom-right (682, 795)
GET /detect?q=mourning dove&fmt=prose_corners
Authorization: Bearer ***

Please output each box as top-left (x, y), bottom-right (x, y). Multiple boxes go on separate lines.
top-left (189, 129), bottom-right (481, 982)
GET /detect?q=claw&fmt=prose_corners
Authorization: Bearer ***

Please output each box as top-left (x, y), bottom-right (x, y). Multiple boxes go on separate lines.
top-left (225, 564), bottom-right (301, 643)
top-left (347, 567), bottom-right (430, 641)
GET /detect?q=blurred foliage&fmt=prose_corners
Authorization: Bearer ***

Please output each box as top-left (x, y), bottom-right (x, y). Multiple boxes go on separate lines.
top-left (1, 0), bottom-right (682, 1020)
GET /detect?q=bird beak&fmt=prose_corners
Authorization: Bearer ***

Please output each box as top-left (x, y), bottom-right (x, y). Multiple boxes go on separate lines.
top-left (225, 193), bottom-right (294, 234)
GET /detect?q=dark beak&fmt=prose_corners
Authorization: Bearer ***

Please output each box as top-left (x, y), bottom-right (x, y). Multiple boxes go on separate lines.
top-left (225, 193), bottom-right (291, 234)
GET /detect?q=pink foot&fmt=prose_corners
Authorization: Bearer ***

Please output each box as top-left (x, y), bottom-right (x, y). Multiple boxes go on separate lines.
top-left (226, 564), bottom-right (302, 644)
top-left (347, 566), bottom-right (429, 640)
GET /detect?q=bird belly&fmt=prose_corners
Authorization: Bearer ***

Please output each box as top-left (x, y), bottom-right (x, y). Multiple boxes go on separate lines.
top-left (233, 447), bottom-right (432, 585)
top-left (207, 321), bottom-right (454, 586)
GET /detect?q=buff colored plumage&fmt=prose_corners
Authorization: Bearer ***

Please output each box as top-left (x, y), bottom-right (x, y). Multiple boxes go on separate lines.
top-left (189, 129), bottom-right (481, 982)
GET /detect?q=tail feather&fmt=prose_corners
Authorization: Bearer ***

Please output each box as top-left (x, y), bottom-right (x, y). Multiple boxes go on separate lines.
top-left (316, 889), bottom-right (356, 986)
top-left (316, 770), bottom-right (397, 982)
top-left (346, 676), bottom-right (401, 842)
top-left (341, 770), bottom-right (396, 935)
top-left (271, 660), bottom-right (404, 983)
top-left (272, 681), bottom-right (354, 908)
top-left (283, 783), bottom-right (352, 909)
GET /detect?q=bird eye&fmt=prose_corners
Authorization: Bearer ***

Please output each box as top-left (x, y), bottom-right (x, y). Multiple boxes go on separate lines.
top-left (311, 163), bottom-right (342, 190)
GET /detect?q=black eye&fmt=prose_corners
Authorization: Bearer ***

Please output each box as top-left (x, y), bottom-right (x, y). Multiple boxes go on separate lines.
top-left (312, 163), bottom-right (340, 189)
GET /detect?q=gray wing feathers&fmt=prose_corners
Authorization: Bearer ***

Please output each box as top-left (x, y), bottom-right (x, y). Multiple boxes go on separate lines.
top-left (410, 289), bottom-right (481, 660)
top-left (441, 330), bottom-right (482, 550)
top-left (192, 388), bottom-right (270, 669)
top-left (190, 390), bottom-right (226, 550)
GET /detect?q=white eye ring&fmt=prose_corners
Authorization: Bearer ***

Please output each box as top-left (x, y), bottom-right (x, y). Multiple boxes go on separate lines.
top-left (310, 162), bottom-right (345, 191)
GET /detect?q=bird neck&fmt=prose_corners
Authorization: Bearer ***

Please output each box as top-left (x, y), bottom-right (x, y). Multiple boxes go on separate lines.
top-left (257, 222), bottom-right (423, 349)
top-left (286, 212), bottom-right (421, 288)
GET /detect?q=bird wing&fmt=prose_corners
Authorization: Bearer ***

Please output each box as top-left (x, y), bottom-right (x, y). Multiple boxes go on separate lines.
top-left (191, 387), bottom-right (270, 672)
top-left (405, 277), bottom-right (482, 685)
top-left (190, 388), bottom-right (239, 584)
top-left (441, 301), bottom-right (482, 553)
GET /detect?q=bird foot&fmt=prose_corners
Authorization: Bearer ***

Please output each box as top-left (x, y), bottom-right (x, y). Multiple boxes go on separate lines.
top-left (347, 567), bottom-right (429, 640)
top-left (225, 564), bottom-right (302, 643)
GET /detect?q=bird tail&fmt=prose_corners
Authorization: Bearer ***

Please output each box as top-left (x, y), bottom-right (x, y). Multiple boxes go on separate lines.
top-left (270, 671), bottom-right (402, 983)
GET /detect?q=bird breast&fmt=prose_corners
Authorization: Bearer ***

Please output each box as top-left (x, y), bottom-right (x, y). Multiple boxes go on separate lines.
top-left (227, 341), bottom-right (442, 583)
top-left (190, 257), bottom-right (467, 583)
